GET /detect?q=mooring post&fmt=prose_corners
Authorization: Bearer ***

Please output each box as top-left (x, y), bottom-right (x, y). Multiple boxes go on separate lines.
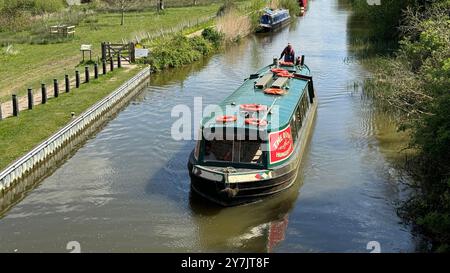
top-left (117, 53), bottom-right (121, 68)
top-left (102, 60), bottom-right (107, 75)
top-left (12, 94), bottom-right (19, 116)
top-left (27, 88), bottom-right (33, 110)
top-left (301, 55), bottom-right (305, 66)
top-left (76, 70), bottom-right (80, 88)
top-left (54, 79), bottom-right (59, 98)
top-left (94, 63), bottom-right (99, 79)
top-left (130, 42), bottom-right (135, 63)
top-left (101, 42), bottom-right (106, 61)
top-left (110, 58), bottom-right (114, 72)
top-left (85, 66), bottom-right (90, 83)
top-left (41, 83), bottom-right (47, 104)
top-left (65, 75), bottom-right (70, 93)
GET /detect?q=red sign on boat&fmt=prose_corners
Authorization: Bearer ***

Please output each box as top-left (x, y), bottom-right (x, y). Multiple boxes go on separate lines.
top-left (269, 126), bottom-right (294, 164)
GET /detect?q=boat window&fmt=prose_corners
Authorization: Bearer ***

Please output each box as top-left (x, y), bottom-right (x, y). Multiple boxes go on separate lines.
top-left (204, 140), bottom-right (233, 162)
top-left (296, 103), bottom-right (303, 128)
top-left (261, 15), bottom-right (271, 24)
top-left (290, 118), bottom-right (298, 143)
top-left (203, 140), bottom-right (263, 164)
top-left (239, 141), bottom-right (264, 164)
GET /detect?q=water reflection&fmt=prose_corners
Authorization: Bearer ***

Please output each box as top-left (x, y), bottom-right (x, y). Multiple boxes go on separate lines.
top-left (189, 174), bottom-right (303, 252)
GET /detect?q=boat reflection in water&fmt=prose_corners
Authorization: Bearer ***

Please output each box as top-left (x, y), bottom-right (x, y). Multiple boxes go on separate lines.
top-left (189, 173), bottom-right (304, 252)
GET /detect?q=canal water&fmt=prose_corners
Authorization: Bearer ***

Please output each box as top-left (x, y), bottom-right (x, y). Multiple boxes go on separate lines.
top-left (0, 0), bottom-right (417, 252)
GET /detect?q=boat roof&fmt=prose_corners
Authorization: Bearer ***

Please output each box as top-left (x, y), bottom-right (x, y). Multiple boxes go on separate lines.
top-left (262, 8), bottom-right (290, 16)
top-left (201, 63), bottom-right (311, 134)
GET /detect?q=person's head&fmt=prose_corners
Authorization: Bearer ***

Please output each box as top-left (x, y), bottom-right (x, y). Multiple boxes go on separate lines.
top-left (287, 43), bottom-right (292, 49)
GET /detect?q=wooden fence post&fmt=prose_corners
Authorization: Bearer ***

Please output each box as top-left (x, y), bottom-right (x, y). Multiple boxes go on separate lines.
top-left (130, 42), bottom-right (135, 63)
top-left (28, 88), bottom-right (33, 110)
top-left (117, 53), bottom-right (121, 68)
top-left (102, 60), bottom-right (107, 75)
top-left (12, 94), bottom-right (19, 116)
top-left (110, 58), bottom-right (114, 72)
top-left (41, 83), bottom-right (47, 104)
top-left (101, 42), bottom-right (107, 61)
top-left (85, 66), bottom-right (90, 83)
top-left (94, 63), bottom-right (99, 79)
top-left (76, 71), bottom-right (80, 88)
top-left (65, 75), bottom-right (70, 93)
top-left (54, 79), bottom-right (59, 98)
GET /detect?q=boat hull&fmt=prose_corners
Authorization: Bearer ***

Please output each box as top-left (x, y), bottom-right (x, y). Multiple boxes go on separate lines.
top-left (188, 96), bottom-right (318, 206)
top-left (188, 161), bottom-right (298, 206)
top-left (257, 17), bottom-right (291, 33)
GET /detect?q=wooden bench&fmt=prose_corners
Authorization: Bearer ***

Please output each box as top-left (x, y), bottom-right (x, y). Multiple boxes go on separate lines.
top-left (50, 25), bottom-right (76, 37)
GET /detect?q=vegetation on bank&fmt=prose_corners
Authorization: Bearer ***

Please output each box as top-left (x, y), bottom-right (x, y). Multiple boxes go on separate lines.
top-left (143, 28), bottom-right (223, 71)
top-left (142, 0), bottom-right (272, 71)
top-left (346, 0), bottom-right (450, 252)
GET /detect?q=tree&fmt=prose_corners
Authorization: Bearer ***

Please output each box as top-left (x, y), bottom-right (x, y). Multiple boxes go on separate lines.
top-left (103, 0), bottom-right (139, 26)
top-left (157, 0), bottom-right (164, 13)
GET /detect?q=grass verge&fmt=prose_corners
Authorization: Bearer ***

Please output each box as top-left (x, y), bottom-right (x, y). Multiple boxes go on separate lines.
top-left (0, 65), bottom-right (140, 170)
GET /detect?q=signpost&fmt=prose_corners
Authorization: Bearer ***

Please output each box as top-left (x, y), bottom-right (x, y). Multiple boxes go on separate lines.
top-left (80, 44), bottom-right (92, 62)
top-left (135, 48), bottom-right (149, 59)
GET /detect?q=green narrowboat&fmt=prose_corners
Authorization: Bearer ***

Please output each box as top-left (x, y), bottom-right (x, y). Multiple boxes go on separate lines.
top-left (188, 57), bottom-right (317, 206)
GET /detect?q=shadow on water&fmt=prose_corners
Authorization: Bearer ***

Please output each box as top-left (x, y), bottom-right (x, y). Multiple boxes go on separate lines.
top-left (0, 79), bottom-right (150, 219)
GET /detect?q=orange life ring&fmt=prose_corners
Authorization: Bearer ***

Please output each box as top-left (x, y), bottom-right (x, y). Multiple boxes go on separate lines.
top-left (245, 118), bottom-right (268, 126)
top-left (276, 72), bottom-right (294, 78)
top-left (280, 61), bottom-right (294, 66)
top-left (271, 68), bottom-right (287, 74)
top-left (264, 88), bottom-right (286, 95)
top-left (216, 115), bottom-right (237, 123)
top-left (240, 104), bottom-right (268, 112)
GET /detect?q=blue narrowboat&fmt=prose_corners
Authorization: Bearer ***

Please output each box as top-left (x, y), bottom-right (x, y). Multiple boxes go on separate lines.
top-left (258, 8), bottom-right (291, 32)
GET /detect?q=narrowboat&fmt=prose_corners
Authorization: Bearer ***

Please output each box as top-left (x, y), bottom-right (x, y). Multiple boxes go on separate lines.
top-left (257, 8), bottom-right (291, 32)
top-left (187, 56), bottom-right (317, 206)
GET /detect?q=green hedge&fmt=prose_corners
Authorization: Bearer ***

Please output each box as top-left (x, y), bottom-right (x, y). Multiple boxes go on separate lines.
top-left (146, 28), bottom-right (223, 71)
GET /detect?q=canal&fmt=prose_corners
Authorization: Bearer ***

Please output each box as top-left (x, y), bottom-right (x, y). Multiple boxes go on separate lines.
top-left (0, 0), bottom-right (417, 252)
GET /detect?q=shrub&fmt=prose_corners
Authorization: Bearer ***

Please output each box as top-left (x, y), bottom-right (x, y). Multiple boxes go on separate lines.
top-left (201, 27), bottom-right (223, 48)
top-left (280, 0), bottom-right (300, 17)
top-left (148, 33), bottom-right (217, 71)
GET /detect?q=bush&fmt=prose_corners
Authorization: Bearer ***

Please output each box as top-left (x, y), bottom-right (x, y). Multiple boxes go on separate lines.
top-left (148, 33), bottom-right (219, 71)
top-left (201, 27), bottom-right (223, 48)
top-left (280, 0), bottom-right (300, 17)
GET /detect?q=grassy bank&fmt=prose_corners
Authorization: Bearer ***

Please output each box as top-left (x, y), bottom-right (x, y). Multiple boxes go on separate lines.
top-left (345, 0), bottom-right (450, 252)
top-left (0, 65), bottom-right (140, 170)
top-left (0, 4), bottom-right (221, 101)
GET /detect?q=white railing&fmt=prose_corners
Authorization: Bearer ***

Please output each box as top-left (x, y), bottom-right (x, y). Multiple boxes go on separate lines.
top-left (0, 66), bottom-right (150, 193)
